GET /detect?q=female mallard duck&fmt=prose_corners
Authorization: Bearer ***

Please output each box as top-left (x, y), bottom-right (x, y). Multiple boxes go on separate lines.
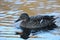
top-left (15, 13), bottom-right (58, 39)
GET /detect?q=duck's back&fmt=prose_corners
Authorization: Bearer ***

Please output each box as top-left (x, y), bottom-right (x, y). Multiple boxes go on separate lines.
top-left (20, 15), bottom-right (50, 29)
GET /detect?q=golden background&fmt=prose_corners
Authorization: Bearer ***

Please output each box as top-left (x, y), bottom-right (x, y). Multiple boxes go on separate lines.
top-left (0, 0), bottom-right (60, 16)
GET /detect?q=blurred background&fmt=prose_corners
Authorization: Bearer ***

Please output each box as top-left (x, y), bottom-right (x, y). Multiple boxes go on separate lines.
top-left (0, 0), bottom-right (60, 15)
top-left (0, 0), bottom-right (60, 40)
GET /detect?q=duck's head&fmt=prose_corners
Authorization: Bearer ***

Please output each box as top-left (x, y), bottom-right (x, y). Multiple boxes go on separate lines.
top-left (15, 13), bottom-right (30, 22)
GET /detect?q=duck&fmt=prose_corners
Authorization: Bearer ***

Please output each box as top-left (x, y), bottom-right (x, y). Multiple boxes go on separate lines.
top-left (15, 13), bottom-right (58, 39)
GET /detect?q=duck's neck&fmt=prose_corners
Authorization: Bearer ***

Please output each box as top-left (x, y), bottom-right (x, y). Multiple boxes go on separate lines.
top-left (24, 18), bottom-right (30, 22)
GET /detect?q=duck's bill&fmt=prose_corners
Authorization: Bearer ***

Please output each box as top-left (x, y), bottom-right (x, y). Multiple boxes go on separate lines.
top-left (15, 18), bottom-right (21, 23)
